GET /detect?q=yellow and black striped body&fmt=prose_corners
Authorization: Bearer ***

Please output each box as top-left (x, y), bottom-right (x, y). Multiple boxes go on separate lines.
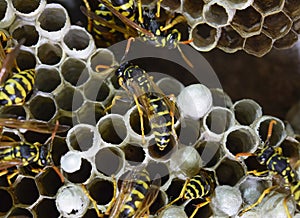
top-left (257, 146), bottom-right (297, 184)
top-left (91, 0), bottom-right (135, 46)
top-left (116, 62), bottom-right (174, 151)
top-left (184, 169), bottom-right (216, 200)
top-left (0, 141), bottom-right (50, 168)
top-left (137, 8), bottom-right (182, 49)
top-left (0, 69), bottom-right (35, 106)
top-left (119, 169), bottom-right (150, 217)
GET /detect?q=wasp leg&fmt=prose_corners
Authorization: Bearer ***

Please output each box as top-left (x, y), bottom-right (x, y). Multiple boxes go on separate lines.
top-left (0, 169), bottom-right (19, 186)
top-left (52, 165), bottom-right (65, 183)
top-left (283, 196), bottom-right (292, 218)
top-left (0, 135), bottom-right (17, 142)
top-left (133, 94), bottom-right (145, 144)
top-left (190, 197), bottom-right (211, 218)
top-left (247, 170), bottom-right (270, 177)
top-left (160, 15), bottom-right (186, 32)
top-left (157, 179), bottom-right (190, 214)
top-left (31, 168), bottom-right (45, 174)
top-left (104, 95), bottom-right (123, 113)
top-left (238, 185), bottom-right (277, 216)
top-left (82, 0), bottom-right (93, 32)
top-left (156, 0), bottom-right (163, 18)
top-left (137, 0), bottom-right (143, 23)
top-left (168, 94), bottom-right (178, 142)
top-left (104, 176), bottom-right (117, 215)
top-left (82, 184), bottom-right (104, 217)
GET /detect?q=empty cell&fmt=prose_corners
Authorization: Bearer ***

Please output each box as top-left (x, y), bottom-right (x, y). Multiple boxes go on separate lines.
top-left (12, 24), bottom-right (39, 46)
top-left (195, 141), bottom-right (223, 168)
top-left (233, 99), bottom-right (262, 126)
top-left (244, 33), bottom-right (273, 57)
top-left (51, 136), bottom-right (69, 166)
top-left (35, 66), bottom-right (61, 93)
top-left (76, 101), bottom-right (106, 126)
top-left (0, 0), bottom-right (15, 28)
top-left (190, 23), bottom-right (221, 51)
top-left (83, 77), bottom-right (111, 103)
top-left (37, 4), bottom-right (67, 31)
top-left (253, 0), bottom-right (284, 15)
top-left (37, 42), bottom-right (64, 66)
top-left (0, 189), bottom-right (13, 214)
top-left (262, 12), bottom-right (292, 39)
top-left (284, 0), bottom-right (300, 20)
top-left (15, 177), bottom-right (39, 205)
top-left (183, 0), bottom-right (205, 19)
top-left (122, 143), bottom-right (146, 166)
top-left (36, 167), bottom-right (64, 197)
top-left (146, 161), bottom-right (170, 186)
top-left (87, 178), bottom-right (115, 205)
top-left (231, 6), bottom-right (263, 38)
top-left (65, 158), bottom-right (92, 183)
top-left (273, 30), bottom-right (298, 49)
top-left (12, 0), bottom-right (40, 13)
top-left (61, 58), bottom-right (89, 87)
top-left (29, 95), bottom-right (56, 121)
top-left (35, 198), bottom-right (60, 218)
top-left (217, 26), bottom-right (244, 53)
top-left (7, 207), bottom-right (33, 218)
top-left (215, 158), bottom-right (245, 186)
top-left (95, 147), bottom-right (124, 177)
top-left (16, 49), bottom-right (36, 70)
top-left (55, 86), bottom-right (84, 111)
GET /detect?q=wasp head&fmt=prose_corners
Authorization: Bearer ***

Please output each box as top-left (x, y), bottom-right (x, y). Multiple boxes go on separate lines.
top-left (38, 143), bottom-right (52, 167)
top-left (256, 146), bottom-right (274, 165)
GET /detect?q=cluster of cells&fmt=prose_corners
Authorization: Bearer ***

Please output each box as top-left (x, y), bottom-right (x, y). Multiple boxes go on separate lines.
top-left (0, 0), bottom-right (299, 218)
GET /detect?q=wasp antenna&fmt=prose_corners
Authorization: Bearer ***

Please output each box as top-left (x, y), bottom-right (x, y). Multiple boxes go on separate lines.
top-left (95, 64), bottom-right (113, 72)
top-left (265, 120), bottom-right (277, 145)
top-left (179, 38), bottom-right (193, 45)
top-left (51, 120), bottom-right (59, 142)
top-left (120, 37), bottom-right (135, 63)
top-left (177, 46), bottom-right (193, 68)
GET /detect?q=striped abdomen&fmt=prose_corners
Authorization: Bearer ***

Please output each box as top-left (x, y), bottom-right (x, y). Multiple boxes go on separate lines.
top-left (0, 69), bottom-right (35, 106)
top-left (146, 94), bottom-right (173, 151)
top-left (119, 170), bottom-right (150, 218)
top-left (184, 170), bottom-right (216, 200)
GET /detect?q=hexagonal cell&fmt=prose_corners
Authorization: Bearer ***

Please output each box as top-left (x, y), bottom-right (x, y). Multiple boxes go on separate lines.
top-left (83, 77), bottom-right (112, 104)
top-left (12, 0), bottom-right (41, 14)
top-left (29, 94), bottom-right (56, 121)
top-left (230, 6), bottom-right (263, 38)
top-left (217, 25), bottom-right (244, 53)
top-left (253, 0), bottom-right (284, 16)
top-left (37, 42), bottom-right (64, 66)
top-left (0, 188), bottom-right (13, 215)
top-left (15, 177), bottom-right (39, 205)
top-left (178, 118), bottom-right (201, 146)
top-left (16, 49), bottom-right (36, 70)
top-left (225, 0), bottom-right (254, 10)
top-left (262, 12), bottom-right (292, 39)
top-left (122, 142), bottom-right (146, 166)
top-left (183, 0), bottom-right (205, 19)
top-left (35, 66), bottom-right (62, 93)
top-left (7, 207), bottom-right (33, 218)
top-left (36, 167), bottom-right (64, 197)
top-left (195, 141), bottom-right (223, 168)
top-left (64, 158), bottom-right (92, 183)
top-left (273, 30), bottom-right (298, 49)
top-left (203, 1), bottom-right (235, 28)
top-left (243, 33), bottom-right (273, 57)
top-left (61, 58), bottom-right (89, 87)
top-left (233, 99), bottom-right (262, 126)
top-left (190, 23), bottom-right (221, 51)
top-left (76, 101), bottom-right (106, 125)
top-left (23, 130), bottom-right (50, 144)
top-left (35, 198), bottom-right (60, 218)
top-left (86, 178), bottom-right (115, 206)
top-left (215, 158), bottom-right (245, 186)
top-left (11, 24), bottom-right (39, 47)
top-left (95, 147), bottom-right (125, 177)
top-left (283, 0), bottom-right (300, 20)
top-left (55, 85), bottom-right (84, 112)
top-left (88, 48), bottom-right (116, 77)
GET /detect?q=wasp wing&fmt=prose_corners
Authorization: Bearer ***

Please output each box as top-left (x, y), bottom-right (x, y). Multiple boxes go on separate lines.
top-left (135, 175), bottom-right (161, 218)
top-left (0, 160), bottom-right (23, 170)
top-left (0, 118), bottom-right (70, 133)
top-left (98, 0), bottom-right (154, 38)
top-left (80, 5), bottom-right (138, 37)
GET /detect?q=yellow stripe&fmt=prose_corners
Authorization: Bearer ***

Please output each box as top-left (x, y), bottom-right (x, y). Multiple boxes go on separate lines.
top-left (151, 121), bottom-right (172, 128)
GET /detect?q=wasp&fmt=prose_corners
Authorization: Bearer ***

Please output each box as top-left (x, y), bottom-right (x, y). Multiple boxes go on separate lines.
top-left (81, 0), bottom-right (193, 67)
top-left (0, 38), bottom-right (36, 106)
top-left (236, 120), bottom-right (300, 217)
top-left (157, 169), bottom-right (216, 218)
top-left (82, 168), bottom-right (161, 217)
top-left (0, 118), bottom-right (69, 185)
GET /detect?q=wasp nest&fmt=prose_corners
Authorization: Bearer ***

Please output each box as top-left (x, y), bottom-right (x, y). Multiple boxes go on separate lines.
top-left (0, 1), bottom-right (299, 218)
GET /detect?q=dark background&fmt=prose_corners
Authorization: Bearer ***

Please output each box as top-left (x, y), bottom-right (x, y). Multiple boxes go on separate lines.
top-left (47, 0), bottom-right (300, 120)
